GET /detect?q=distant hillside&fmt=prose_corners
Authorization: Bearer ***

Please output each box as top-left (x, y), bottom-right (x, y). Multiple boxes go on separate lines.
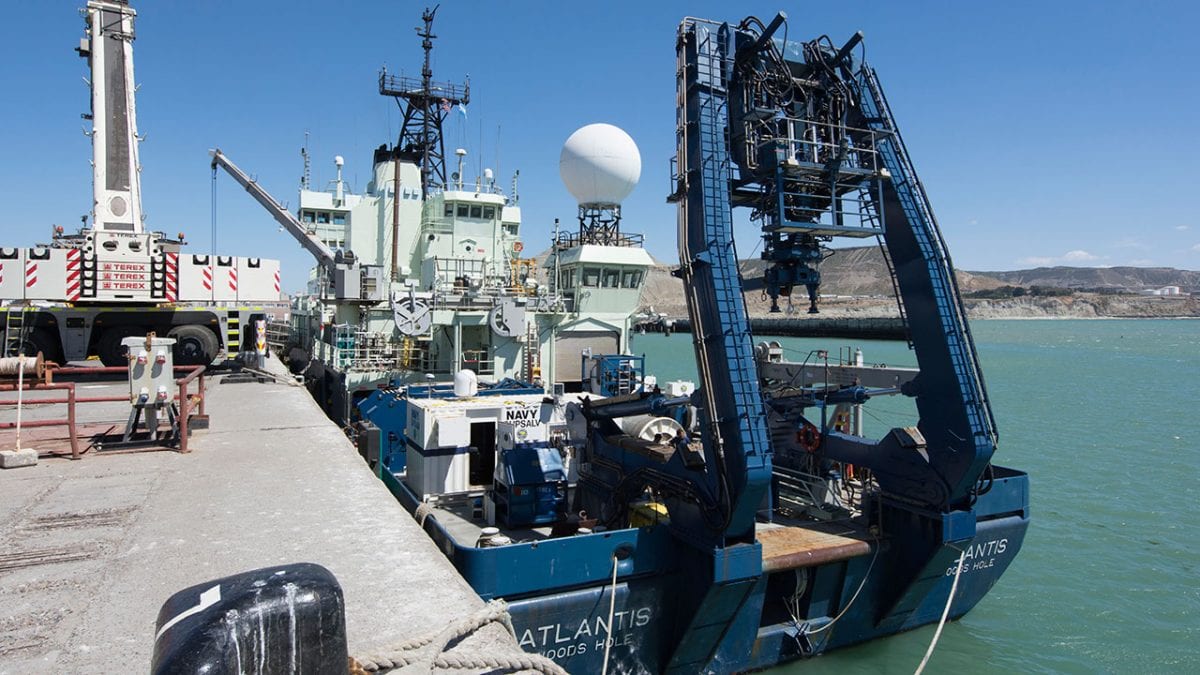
top-left (641, 245), bottom-right (1004, 314)
top-left (636, 246), bottom-right (1199, 319)
top-left (970, 266), bottom-right (1200, 294)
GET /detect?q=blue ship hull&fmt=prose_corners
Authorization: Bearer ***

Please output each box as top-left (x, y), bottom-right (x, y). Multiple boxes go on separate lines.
top-left (381, 467), bottom-right (1029, 673)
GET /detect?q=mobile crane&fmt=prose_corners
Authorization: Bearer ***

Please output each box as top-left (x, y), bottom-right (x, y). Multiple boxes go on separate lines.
top-left (0, 1), bottom-right (280, 366)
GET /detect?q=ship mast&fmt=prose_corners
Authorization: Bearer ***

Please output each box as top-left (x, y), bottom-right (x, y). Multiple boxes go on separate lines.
top-left (378, 6), bottom-right (470, 196)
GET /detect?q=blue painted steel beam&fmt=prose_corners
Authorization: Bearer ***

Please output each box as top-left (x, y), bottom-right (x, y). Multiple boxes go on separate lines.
top-left (853, 67), bottom-right (997, 507)
top-left (675, 19), bottom-right (773, 546)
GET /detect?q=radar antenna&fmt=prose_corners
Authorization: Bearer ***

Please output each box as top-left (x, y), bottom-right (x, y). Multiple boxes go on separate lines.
top-left (378, 5), bottom-right (470, 196)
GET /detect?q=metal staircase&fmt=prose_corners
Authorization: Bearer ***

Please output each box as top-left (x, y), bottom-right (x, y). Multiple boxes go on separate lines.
top-left (855, 66), bottom-right (997, 449)
top-left (676, 20), bottom-right (773, 542)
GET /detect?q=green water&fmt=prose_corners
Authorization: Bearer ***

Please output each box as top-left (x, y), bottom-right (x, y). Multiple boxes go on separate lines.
top-left (630, 319), bottom-right (1200, 673)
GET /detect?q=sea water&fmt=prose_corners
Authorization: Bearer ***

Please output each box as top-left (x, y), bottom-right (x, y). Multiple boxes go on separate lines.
top-left (630, 319), bottom-right (1200, 673)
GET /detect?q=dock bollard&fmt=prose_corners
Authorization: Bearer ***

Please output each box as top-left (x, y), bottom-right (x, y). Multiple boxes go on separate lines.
top-left (255, 319), bottom-right (267, 369)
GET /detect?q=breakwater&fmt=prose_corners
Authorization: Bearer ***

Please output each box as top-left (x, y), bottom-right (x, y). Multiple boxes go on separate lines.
top-left (639, 316), bottom-right (908, 340)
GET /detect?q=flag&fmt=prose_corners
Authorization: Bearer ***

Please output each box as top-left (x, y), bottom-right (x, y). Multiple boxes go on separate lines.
top-left (457, 102), bottom-right (468, 120)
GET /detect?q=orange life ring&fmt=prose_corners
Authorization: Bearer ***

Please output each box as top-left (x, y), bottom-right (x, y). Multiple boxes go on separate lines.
top-left (797, 424), bottom-right (821, 452)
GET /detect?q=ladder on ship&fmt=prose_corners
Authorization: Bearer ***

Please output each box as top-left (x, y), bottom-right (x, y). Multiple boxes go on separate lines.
top-left (522, 318), bottom-right (541, 383)
top-left (855, 65), bottom-right (996, 447)
top-left (399, 336), bottom-right (414, 370)
top-left (3, 306), bottom-right (32, 357)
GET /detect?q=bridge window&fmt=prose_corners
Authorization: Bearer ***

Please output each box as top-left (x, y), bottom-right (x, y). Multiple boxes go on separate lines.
top-left (483, 206), bottom-right (496, 219)
top-left (301, 210), bottom-right (315, 224)
top-left (457, 204), bottom-right (470, 218)
top-left (332, 213), bottom-right (346, 225)
top-left (444, 203), bottom-right (454, 217)
top-left (559, 269), bottom-right (575, 290)
top-left (602, 269), bottom-right (620, 288)
top-left (503, 223), bottom-right (518, 236)
top-left (470, 205), bottom-right (483, 219)
top-left (621, 270), bottom-right (643, 288)
top-left (317, 212), bottom-right (330, 224)
top-left (582, 267), bottom-right (601, 287)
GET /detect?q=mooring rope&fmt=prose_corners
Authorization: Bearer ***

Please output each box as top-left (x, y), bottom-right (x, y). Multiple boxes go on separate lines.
top-left (601, 553), bottom-right (620, 675)
top-left (350, 599), bottom-right (567, 675)
top-left (803, 540), bottom-right (880, 636)
top-left (914, 548), bottom-right (965, 675)
top-left (413, 502), bottom-right (435, 528)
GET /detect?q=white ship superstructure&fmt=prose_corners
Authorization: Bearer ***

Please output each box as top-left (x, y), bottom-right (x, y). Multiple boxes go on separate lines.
top-left (215, 9), bottom-right (653, 421)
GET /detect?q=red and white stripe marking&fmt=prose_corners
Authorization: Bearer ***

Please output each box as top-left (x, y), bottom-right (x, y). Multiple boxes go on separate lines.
top-left (65, 249), bottom-right (82, 301)
top-left (0, 262), bottom-right (4, 286)
top-left (228, 267), bottom-right (238, 293)
top-left (201, 265), bottom-right (213, 291)
top-left (273, 269), bottom-right (281, 294)
top-left (164, 252), bottom-right (178, 302)
top-left (24, 260), bottom-right (38, 289)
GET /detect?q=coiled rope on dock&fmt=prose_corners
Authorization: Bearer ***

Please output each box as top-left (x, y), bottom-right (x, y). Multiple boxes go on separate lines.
top-left (0, 354), bottom-right (44, 380)
top-left (350, 599), bottom-right (567, 675)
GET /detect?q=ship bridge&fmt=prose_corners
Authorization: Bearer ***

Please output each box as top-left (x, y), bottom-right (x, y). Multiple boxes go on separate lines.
top-left (546, 232), bottom-right (653, 388)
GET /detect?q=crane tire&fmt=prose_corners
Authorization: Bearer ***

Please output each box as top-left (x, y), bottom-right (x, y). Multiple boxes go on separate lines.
top-left (168, 325), bottom-right (218, 366)
top-left (97, 326), bottom-right (146, 367)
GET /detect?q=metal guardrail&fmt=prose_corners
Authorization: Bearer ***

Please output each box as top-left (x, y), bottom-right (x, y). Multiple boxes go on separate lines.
top-left (552, 232), bottom-right (645, 249)
top-left (1, 365), bottom-right (207, 458)
top-left (0, 382), bottom-right (79, 459)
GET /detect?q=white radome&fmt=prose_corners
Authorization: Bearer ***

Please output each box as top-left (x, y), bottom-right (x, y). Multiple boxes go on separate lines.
top-left (559, 123), bottom-right (641, 206)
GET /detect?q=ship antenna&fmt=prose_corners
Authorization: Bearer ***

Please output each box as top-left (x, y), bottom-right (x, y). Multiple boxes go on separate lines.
top-left (300, 130), bottom-right (311, 190)
top-left (378, 5), bottom-right (470, 196)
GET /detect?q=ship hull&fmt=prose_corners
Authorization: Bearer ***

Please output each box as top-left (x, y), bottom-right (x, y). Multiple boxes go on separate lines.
top-left (382, 467), bottom-right (1029, 673)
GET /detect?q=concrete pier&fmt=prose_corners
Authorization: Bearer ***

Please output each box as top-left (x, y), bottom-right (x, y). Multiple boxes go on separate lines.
top-left (0, 359), bottom-right (518, 672)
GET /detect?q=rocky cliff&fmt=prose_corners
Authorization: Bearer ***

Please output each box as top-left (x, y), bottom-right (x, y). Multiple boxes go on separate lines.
top-left (637, 246), bottom-right (1199, 319)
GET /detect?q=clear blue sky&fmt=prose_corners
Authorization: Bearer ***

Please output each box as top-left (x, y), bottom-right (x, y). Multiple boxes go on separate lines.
top-left (3, 1), bottom-right (1197, 292)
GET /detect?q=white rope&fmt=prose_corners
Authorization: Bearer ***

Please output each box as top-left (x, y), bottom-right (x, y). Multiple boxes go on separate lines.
top-left (914, 549), bottom-right (965, 675)
top-left (601, 554), bottom-right (619, 675)
top-left (804, 542), bottom-right (879, 636)
top-left (0, 354), bottom-right (41, 377)
top-left (13, 338), bottom-right (27, 449)
top-left (414, 502), bottom-right (434, 528)
top-left (15, 350), bottom-right (24, 452)
top-left (353, 599), bottom-right (567, 675)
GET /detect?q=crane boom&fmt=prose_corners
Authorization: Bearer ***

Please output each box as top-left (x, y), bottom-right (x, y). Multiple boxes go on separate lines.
top-left (82, 0), bottom-right (144, 233)
top-left (209, 149), bottom-right (337, 269)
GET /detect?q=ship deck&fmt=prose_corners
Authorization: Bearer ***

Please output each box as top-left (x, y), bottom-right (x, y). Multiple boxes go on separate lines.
top-left (418, 486), bottom-right (875, 569)
top-left (0, 357), bottom-right (519, 671)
